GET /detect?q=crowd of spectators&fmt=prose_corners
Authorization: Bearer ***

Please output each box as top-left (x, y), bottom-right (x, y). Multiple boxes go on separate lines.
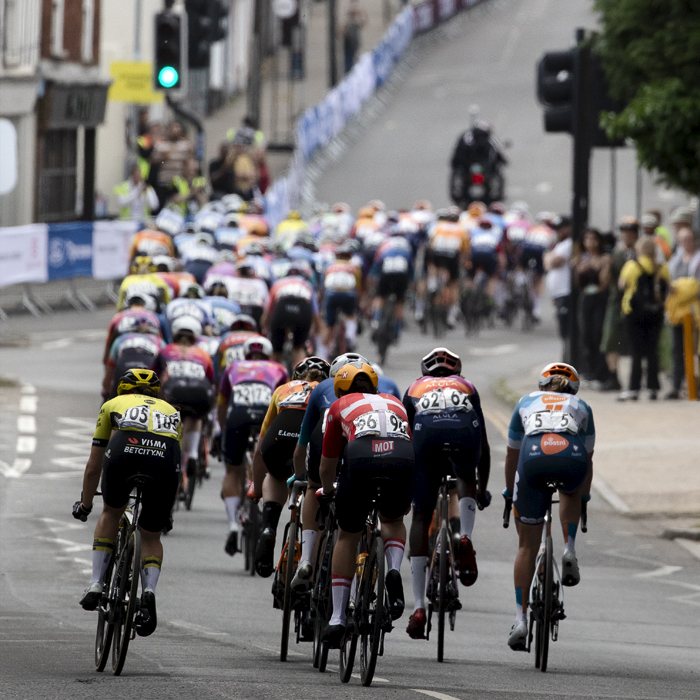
top-left (546, 208), bottom-right (700, 401)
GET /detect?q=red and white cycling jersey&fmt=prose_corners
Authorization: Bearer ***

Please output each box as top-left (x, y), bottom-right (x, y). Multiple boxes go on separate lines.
top-left (322, 392), bottom-right (412, 459)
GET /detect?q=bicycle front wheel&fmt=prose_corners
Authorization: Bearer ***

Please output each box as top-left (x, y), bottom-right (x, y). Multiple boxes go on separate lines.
top-left (112, 530), bottom-right (141, 676)
top-left (437, 526), bottom-right (448, 662)
top-left (184, 462), bottom-right (196, 511)
top-left (313, 528), bottom-right (334, 672)
top-left (94, 550), bottom-right (117, 671)
top-left (359, 535), bottom-right (384, 687)
top-left (280, 517), bottom-right (299, 661)
top-left (539, 535), bottom-right (553, 672)
top-left (339, 621), bottom-right (358, 683)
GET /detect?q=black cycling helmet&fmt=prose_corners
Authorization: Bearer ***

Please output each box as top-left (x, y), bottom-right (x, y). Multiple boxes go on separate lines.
top-left (293, 356), bottom-right (331, 380)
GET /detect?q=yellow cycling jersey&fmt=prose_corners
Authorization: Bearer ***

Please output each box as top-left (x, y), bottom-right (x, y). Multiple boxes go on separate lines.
top-left (93, 394), bottom-right (182, 446)
top-left (117, 274), bottom-right (172, 310)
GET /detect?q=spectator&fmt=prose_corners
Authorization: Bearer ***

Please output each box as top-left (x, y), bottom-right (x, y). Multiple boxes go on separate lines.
top-left (226, 116), bottom-right (266, 148)
top-left (250, 145), bottom-right (270, 194)
top-left (664, 226), bottom-right (700, 399)
top-left (136, 120), bottom-right (162, 183)
top-left (641, 212), bottom-right (671, 261)
top-left (340, 0), bottom-right (368, 74)
top-left (574, 228), bottom-right (610, 384)
top-left (113, 164), bottom-right (159, 223)
top-left (166, 157), bottom-right (208, 217)
top-left (543, 215), bottom-right (573, 355)
top-left (209, 142), bottom-right (237, 198)
top-left (153, 120), bottom-right (195, 203)
top-left (617, 238), bottom-right (669, 401)
top-left (232, 154), bottom-right (260, 202)
top-left (600, 217), bottom-right (639, 391)
top-left (670, 207), bottom-right (694, 244)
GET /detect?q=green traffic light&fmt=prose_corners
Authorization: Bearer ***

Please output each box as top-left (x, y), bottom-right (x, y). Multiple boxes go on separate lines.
top-left (158, 66), bottom-right (179, 88)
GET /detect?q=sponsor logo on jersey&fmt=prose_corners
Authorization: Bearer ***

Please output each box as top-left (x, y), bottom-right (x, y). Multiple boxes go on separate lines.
top-left (128, 437), bottom-right (139, 445)
top-left (142, 438), bottom-right (166, 448)
top-left (372, 440), bottom-right (394, 454)
top-left (279, 431), bottom-right (299, 438)
top-left (542, 394), bottom-right (567, 404)
top-left (541, 433), bottom-right (569, 455)
top-left (124, 445), bottom-right (165, 457)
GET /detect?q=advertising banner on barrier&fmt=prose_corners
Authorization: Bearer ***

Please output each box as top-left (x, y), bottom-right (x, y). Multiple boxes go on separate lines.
top-left (93, 221), bottom-right (136, 280)
top-left (47, 222), bottom-right (94, 281)
top-left (0, 224), bottom-right (49, 288)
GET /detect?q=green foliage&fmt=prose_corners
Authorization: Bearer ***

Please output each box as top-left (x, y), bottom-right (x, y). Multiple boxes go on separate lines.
top-left (594, 0), bottom-right (700, 193)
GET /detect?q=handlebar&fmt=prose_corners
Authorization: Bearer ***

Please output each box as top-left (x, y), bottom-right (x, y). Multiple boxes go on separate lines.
top-left (503, 494), bottom-right (512, 529)
top-left (580, 499), bottom-right (588, 533)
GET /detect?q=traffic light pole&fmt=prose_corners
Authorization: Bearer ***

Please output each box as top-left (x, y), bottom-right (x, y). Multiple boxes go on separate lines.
top-left (166, 94), bottom-right (205, 164)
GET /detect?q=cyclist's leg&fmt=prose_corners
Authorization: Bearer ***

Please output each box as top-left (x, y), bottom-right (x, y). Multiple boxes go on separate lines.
top-left (221, 406), bottom-right (252, 546)
top-left (298, 422), bottom-right (323, 570)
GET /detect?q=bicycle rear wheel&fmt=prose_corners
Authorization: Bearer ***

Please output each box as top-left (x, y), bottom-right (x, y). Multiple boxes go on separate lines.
top-left (94, 549), bottom-right (117, 671)
top-left (437, 525), bottom-right (448, 662)
top-left (312, 529), bottom-right (334, 671)
top-left (280, 517), bottom-right (299, 661)
top-left (359, 536), bottom-right (384, 687)
top-left (184, 461), bottom-right (196, 511)
top-left (339, 620), bottom-right (358, 683)
top-left (112, 530), bottom-right (141, 676)
top-left (539, 535), bottom-right (553, 672)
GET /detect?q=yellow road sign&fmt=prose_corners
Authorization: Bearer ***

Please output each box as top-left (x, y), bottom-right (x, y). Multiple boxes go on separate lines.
top-left (108, 61), bottom-right (164, 104)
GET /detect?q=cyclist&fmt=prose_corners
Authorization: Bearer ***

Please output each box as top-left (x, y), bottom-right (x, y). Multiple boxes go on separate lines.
top-left (426, 208), bottom-right (469, 328)
top-left (319, 361), bottom-right (415, 648)
top-left (263, 262), bottom-right (321, 367)
top-left (217, 337), bottom-right (288, 555)
top-left (402, 348), bottom-right (491, 639)
top-left (275, 210), bottom-right (309, 251)
top-left (468, 215), bottom-right (502, 297)
top-left (227, 259), bottom-right (270, 327)
top-left (73, 369), bottom-right (180, 637)
top-left (129, 227), bottom-right (175, 260)
top-left (518, 216), bottom-right (556, 323)
top-left (181, 233), bottom-right (219, 284)
top-left (504, 363), bottom-right (594, 650)
top-left (152, 317), bottom-right (215, 494)
top-left (215, 314), bottom-right (264, 375)
top-left (252, 357), bottom-right (331, 577)
top-left (117, 260), bottom-right (172, 312)
top-left (165, 284), bottom-right (216, 338)
top-left (290, 352), bottom-right (368, 592)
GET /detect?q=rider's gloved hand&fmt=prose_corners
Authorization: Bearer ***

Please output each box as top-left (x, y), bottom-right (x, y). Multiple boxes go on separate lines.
top-left (210, 432), bottom-right (222, 459)
top-left (72, 501), bottom-right (92, 522)
top-left (315, 487), bottom-right (335, 527)
top-left (502, 488), bottom-right (513, 507)
top-left (476, 489), bottom-right (492, 510)
top-left (286, 473), bottom-right (304, 489)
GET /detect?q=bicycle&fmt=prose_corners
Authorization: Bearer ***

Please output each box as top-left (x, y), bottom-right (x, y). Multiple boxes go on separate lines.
top-left (372, 294), bottom-right (396, 365)
top-left (339, 477), bottom-right (393, 687)
top-left (239, 429), bottom-right (262, 575)
top-left (425, 473), bottom-right (462, 662)
top-left (424, 268), bottom-right (451, 339)
top-left (94, 475), bottom-right (149, 676)
top-left (504, 480), bottom-right (582, 672)
top-left (274, 477), bottom-right (307, 661)
top-left (183, 418), bottom-right (210, 511)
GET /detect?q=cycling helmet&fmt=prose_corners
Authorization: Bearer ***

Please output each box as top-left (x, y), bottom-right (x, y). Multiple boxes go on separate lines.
top-left (224, 212), bottom-right (241, 228)
top-left (204, 277), bottom-right (229, 297)
top-left (420, 347), bottom-right (462, 377)
top-left (215, 250), bottom-right (237, 264)
top-left (368, 199), bottom-right (386, 212)
top-left (333, 361), bottom-right (378, 397)
top-left (413, 199), bottom-right (432, 211)
top-left (236, 258), bottom-right (255, 275)
top-left (196, 214), bottom-right (223, 235)
top-left (117, 368), bottom-right (161, 396)
top-left (489, 201), bottom-right (506, 215)
top-left (155, 208), bottom-right (184, 236)
top-left (287, 210), bottom-right (303, 220)
top-left (538, 363), bottom-right (580, 395)
top-left (124, 288), bottom-right (157, 312)
top-left (229, 314), bottom-right (258, 332)
top-left (358, 206), bottom-right (375, 219)
top-left (152, 254), bottom-right (176, 272)
top-left (130, 255), bottom-right (156, 274)
top-left (243, 336), bottom-right (273, 360)
top-left (335, 240), bottom-right (356, 257)
top-left (467, 201), bottom-right (487, 218)
top-left (193, 232), bottom-right (216, 247)
top-left (222, 194), bottom-right (245, 213)
top-left (386, 210), bottom-right (400, 224)
top-left (179, 283), bottom-right (205, 299)
top-left (445, 206), bottom-right (461, 222)
top-left (171, 316), bottom-right (203, 339)
top-left (293, 356), bottom-right (331, 380)
top-left (244, 241), bottom-right (266, 257)
top-left (330, 352), bottom-right (368, 377)
top-left (435, 208), bottom-right (451, 221)
top-left (371, 363), bottom-right (384, 377)
top-left (294, 232), bottom-right (318, 252)
top-left (331, 202), bottom-right (351, 214)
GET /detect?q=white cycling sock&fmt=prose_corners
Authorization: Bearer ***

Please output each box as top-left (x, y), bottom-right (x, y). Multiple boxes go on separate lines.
top-left (90, 538), bottom-right (115, 585)
top-left (300, 529), bottom-right (317, 565)
top-left (411, 556), bottom-right (428, 612)
top-left (224, 496), bottom-right (241, 531)
top-left (459, 497), bottom-right (477, 539)
top-left (329, 576), bottom-right (352, 626)
top-left (140, 557), bottom-right (162, 593)
top-left (515, 587), bottom-right (525, 623)
top-left (384, 538), bottom-right (405, 572)
top-left (345, 319), bottom-right (357, 344)
top-left (184, 430), bottom-right (200, 460)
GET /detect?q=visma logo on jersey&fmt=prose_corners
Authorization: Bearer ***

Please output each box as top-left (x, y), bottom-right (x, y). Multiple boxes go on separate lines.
top-left (541, 433), bottom-right (569, 455)
top-left (372, 440), bottom-right (394, 454)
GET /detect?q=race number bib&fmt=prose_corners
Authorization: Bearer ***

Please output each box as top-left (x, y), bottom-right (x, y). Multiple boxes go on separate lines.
top-left (119, 336), bottom-right (159, 354)
top-left (524, 411), bottom-right (579, 436)
top-left (278, 282), bottom-right (312, 301)
top-left (167, 360), bottom-right (206, 379)
top-left (152, 409), bottom-right (180, 436)
top-left (354, 410), bottom-right (409, 440)
top-left (224, 345), bottom-right (246, 366)
top-left (278, 388), bottom-right (311, 408)
top-left (382, 256), bottom-right (409, 274)
top-left (117, 405), bottom-right (150, 431)
top-left (432, 236), bottom-right (461, 254)
top-left (416, 388), bottom-right (473, 413)
top-left (324, 271), bottom-right (356, 291)
top-left (233, 383), bottom-right (272, 406)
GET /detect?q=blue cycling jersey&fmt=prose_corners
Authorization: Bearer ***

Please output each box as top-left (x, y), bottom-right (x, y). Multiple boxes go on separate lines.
top-left (377, 376), bottom-right (401, 399)
top-left (297, 377), bottom-right (336, 447)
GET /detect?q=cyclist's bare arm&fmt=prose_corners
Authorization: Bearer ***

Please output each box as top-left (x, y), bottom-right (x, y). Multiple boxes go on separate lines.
top-left (293, 444), bottom-right (307, 480)
top-left (319, 455), bottom-right (338, 494)
top-left (81, 444), bottom-right (107, 510)
top-left (216, 399), bottom-right (227, 437)
top-left (504, 446), bottom-right (519, 494)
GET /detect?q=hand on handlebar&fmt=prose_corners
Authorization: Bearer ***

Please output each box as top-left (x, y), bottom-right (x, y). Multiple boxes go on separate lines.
top-left (502, 488), bottom-right (513, 529)
top-left (476, 489), bottom-right (492, 510)
top-left (72, 500), bottom-right (92, 522)
top-left (315, 487), bottom-right (335, 527)
top-left (210, 432), bottom-right (222, 459)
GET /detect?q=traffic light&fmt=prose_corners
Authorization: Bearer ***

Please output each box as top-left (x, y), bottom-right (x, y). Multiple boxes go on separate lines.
top-left (154, 12), bottom-right (185, 91)
top-left (186, 0), bottom-right (228, 70)
top-left (537, 50), bottom-right (576, 134)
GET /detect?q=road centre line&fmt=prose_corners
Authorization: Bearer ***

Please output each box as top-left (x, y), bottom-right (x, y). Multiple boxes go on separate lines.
top-left (16, 436), bottom-right (36, 453)
top-left (412, 690), bottom-right (462, 700)
top-left (19, 395), bottom-right (37, 413)
top-left (17, 415), bottom-right (36, 433)
top-left (483, 409), bottom-right (508, 439)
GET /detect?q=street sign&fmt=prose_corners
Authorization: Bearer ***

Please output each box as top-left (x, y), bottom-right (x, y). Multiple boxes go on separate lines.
top-left (109, 62), bottom-right (164, 104)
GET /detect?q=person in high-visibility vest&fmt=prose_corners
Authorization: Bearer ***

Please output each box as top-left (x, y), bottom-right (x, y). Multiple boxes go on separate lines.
top-left (226, 116), bottom-right (266, 148)
top-left (114, 164), bottom-right (160, 222)
top-left (166, 158), bottom-right (208, 217)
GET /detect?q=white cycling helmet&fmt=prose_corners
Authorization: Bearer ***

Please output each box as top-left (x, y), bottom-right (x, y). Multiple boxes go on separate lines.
top-left (243, 336), bottom-right (273, 360)
top-left (538, 363), bottom-right (580, 395)
top-left (330, 352), bottom-right (368, 378)
top-left (124, 287), bottom-right (157, 312)
top-left (171, 315), bottom-right (202, 340)
top-left (420, 347), bottom-right (462, 377)
top-left (155, 208), bottom-right (184, 236)
top-left (179, 283), bottom-right (205, 299)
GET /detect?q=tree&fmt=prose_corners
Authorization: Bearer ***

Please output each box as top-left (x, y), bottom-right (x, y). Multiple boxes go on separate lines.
top-left (594, 0), bottom-right (700, 194)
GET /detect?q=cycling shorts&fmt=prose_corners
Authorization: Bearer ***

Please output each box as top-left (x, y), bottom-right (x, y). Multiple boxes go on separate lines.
top-left (520, 246), bottom-right (545, 276)
top-left (239, 304), bottom-right (264, 327)
top-left (412, 411), bottom-right (482, 515)
top-left (101, 431), bottom-right (180, 532)
top-left (427, 250), bottom-right (460, 283)
top-left (305, 414), bottom-right (325, 484)
top-left (513, 434), bottom-right (588, 525)
top-left (269, 297), bottom-right (313, 352)
top-left (183, 259), bottom-right (213, 285)
top-left (261, 410), bottom-right (305, 480)
top-left (469, 250), bottom-right (498, 277)
top-left (223, 403), bottom-right (267, 464)
top-left (111, 351), bottom-right (157, 399)
top-left (324, 291), bottom-right (357, 328)
top-left (377, 272), bottom-right (410, 302)
top-left (335, 437), bottom-right (415, 533)
top-left (163, 378), bottom-right (214, 419)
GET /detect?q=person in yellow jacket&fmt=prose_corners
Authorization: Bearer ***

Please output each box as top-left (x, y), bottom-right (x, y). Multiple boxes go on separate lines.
top-left (166, 158), bottom-right (207, 217)
top-left (275, 211), bottom-right (309, 251)
top-left (114, 165), bottom-right (160, 222)
top-left (118, 267), bottom-right (173, 312)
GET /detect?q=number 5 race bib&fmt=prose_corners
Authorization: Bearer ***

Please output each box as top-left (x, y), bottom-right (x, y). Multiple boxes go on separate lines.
top-left (524, 410), bottom-right (578, 436)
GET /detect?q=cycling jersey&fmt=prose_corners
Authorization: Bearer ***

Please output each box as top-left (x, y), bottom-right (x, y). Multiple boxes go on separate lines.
top-left (469, 225), bottom-right (501, 254)
top-left (156, 271), bottom-right (197, 298)
top-left (523, 224), bottom-right (556, 252)
top-left (218, 360), bottom-right (289, 408)
top-left (324, 262), bottom-right (361, 293)
top-left (267, 276), bottom-right (318, 310)
top-left (351, 216), bottom-right (380, 244)
top-left (377, 376), bottom-right (401, 400)
top-left (165, 298), bottom-right (216, 331)
top-left (276, 218), bottom-right (309, 250)
top-left (152, 344), bottom-right (215, 385)
top-left (216, 331), bottom-right (263, 372)
top-left (371, 237), bottom-right (414, 278)
top-left (238, 214), bottom-right (269, 237)
top-left (259, 380), bottom-right (318, 439)
top-left (104, 308), bottom-right (162, 363)
top-left (428, 221), bottom-right (469, 258)
top-left (226, 275), bottom-right (269, 310)
top-left (507, 391), bottom-right (595, 453)
top-left (214, 227), bottom-right (246, 250)
top-left (267, 276), bottom-right (319, 351)
top-left (117, 274), bottom-right (172, 311)
top-left (203, 262), bottom-right (237, 285)
top-left (195, 335), bottom-right (221, 364)
top-left (297, 377), bottom-right (336, 448)
top-left (108, 332), bottom-right (165, 368)
top-left (93, 394), bottom-right (182, 446)
top-left (205, 296), bottom-right (242, 333)
top-left (322, 392), bottom-right (411, 459)
top-left (180, 243), bottom-right (218, 266)
top-left (129, 230), bottom-right (175, 260)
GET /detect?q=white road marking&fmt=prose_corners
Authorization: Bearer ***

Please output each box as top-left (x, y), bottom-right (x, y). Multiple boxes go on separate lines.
top-left (412, 690), bottom-right (462, 700)
top-left (170, 620), bottom-right (231, 639)
top-left (674, 538), bottom-right (700, 562)
top-left (468, 344), bottom-right (518, 357)
top-left (16, 436), bottom-right (36, 453)
top-left (326, 664), bottom-right (389, 682)
top-left (17, 415), bottom-right (36, 433)
top-left (251, 643), bottom-right (304, 657)
top-left (38, 517), bottom-right (84, 533)
top-left (483, 409), bottom-right (509, 439)
top-left (0, 459), bottom-right (32, 478)
top-left (38, 536), bottom-right (91, 553)
top-left (41, 338), bottom-right (72, 350)
top-left (636, 565), bottom-right (683, 579)
top-left (19, 395), bottom-right (37, 413)
top-left (592, 475), bottom-right (630, 513)
top-left (21, 384), bottom-right (36, 394)
top-left (24, 470), bottom-right (84, 479)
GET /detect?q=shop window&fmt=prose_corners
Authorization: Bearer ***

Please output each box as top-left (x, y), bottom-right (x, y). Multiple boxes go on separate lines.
top-left (38, 129), bottom-right (77, 222)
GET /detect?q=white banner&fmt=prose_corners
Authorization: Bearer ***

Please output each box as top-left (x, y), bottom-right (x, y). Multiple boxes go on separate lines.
top-left (92, 220), bottom-right (137, 280)
top-left (0, 224), bottom-right (48, 288)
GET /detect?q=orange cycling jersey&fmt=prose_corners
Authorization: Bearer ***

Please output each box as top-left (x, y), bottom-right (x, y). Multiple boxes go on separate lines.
top-left (324, 261), bottom-right (362, 293)
top-left (429, 222), bottom-right (469, 257)
top-left (129, 230), bottom-right (175, 259)
top-left (156, 271), bottom-right (197, 298)
top-left (239, 214), bottom-right (269, 237)
top-left (259, 380), bottom-right (318, 438)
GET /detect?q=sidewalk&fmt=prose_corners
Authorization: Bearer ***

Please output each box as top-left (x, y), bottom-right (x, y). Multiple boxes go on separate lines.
top-left (495, 363), bottom-right (700, 519)
top-left (204, 0), bottom-right (403, 181)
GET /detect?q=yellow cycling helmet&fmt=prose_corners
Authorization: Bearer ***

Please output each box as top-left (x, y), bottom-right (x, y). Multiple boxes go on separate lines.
top-left (287, 210), bottom-right (302, 220)
top-left (333, 361), bottom-right (378, 397)
top-left (117, 368), bottom-right (161, 396)
top-left (130, 255), bottom-right (156, 274)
